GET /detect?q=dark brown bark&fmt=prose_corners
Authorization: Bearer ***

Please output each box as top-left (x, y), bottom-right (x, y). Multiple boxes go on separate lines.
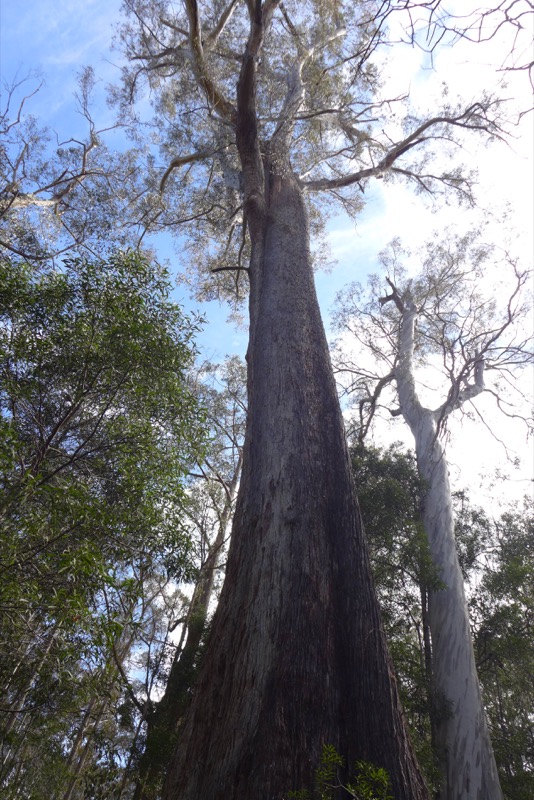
top-left (162, 160), bottom-right (428, 798)
top-left (160, 6), bottom-right (428, 794)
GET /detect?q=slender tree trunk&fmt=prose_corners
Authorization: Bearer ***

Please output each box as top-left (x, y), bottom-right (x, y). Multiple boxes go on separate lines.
top-left (1, 611), bottom-right (38, 697)
top-left (421, 585), bottom-right (440, 764)
top-left (2, 740), bottom-right (29, 797)
top-left (62, 701), bottom-right (106, 800)
top-left (0, 620), bottom-right (61, 788)
top-left (2, 620), bottom-right (60, 739)
top-left (118, 715), bottom-right (145, 800)
top-left (163, 162), bottom-right (428, 799)
top-left (418, 428), bottom-right (502, 800)
top-left (134, 591), bottom-right (209, 800)
top-left (64, 698), bottom-right (97, 773)
top-left (134, 455), bottom-right (241, 800)
top-left (393, 293), bottom-right (502, 800)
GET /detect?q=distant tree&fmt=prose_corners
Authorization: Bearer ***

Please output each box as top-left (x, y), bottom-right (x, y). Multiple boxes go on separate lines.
top-left (470, 499), bottom-right (534, 800)
top-left (352, 443), bottom-right (534, 798)
top-left (0, 70), bottom-right (148, 261)
top-left (335, 232), bottom-right (532, 799)
top-left (373, 0), bottom-right (534, 88)
top-left (131, 357), bottom-right (246, 800)
top-left (350, 442), bottom-right (438, 785)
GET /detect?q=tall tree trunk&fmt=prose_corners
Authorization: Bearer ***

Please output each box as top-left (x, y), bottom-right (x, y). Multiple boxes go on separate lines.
top-left (392, 292), bottom-right (502, 800)
top-left (418, 427), bottom-right (502, 800)
top-left (62, 700), bottom-right (106, 800)
top-left (163, 162), bottom-right (428, 799)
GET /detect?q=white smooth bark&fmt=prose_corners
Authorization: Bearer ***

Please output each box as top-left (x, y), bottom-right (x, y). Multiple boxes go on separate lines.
top-left (392, 291), bottom-right (502, 800)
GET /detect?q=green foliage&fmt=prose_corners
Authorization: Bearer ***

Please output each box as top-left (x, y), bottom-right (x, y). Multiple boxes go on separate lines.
top-left (353, 443), bottom-right (534, 799)
top-left (471, 499), bottom-right (534, 800)
top-left (287, 745), bottom-right (392, 800)
top-left (347, 761), bottom-right (393, 800)
top-left (352, 442), bottom-right (441, 589)
top-left (351, 443), bottom-right (438, 783)
top-left (315, 744), bottom-right (346, 798)
top-left (0, 250), bottom-right (206, 797)
top-left (0, 250), bottom-right (204, 614)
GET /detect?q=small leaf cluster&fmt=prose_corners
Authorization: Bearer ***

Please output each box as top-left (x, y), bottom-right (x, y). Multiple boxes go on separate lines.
top-left (287, 745), bottom-right (392, 800)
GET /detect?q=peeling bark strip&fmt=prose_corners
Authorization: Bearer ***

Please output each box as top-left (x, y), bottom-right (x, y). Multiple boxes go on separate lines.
top-left (383, 285), bottom-right (503, 800)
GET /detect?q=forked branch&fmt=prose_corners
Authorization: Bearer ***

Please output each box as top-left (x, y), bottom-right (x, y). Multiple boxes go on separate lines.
top-left (183, 0), bottom-right (237, 122)
top-left (302, 102), bottom-right (505, 193)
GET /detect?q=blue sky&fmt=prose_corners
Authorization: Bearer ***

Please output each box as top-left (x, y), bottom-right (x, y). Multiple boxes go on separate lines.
top-left (0, 0), bottom-right (250, 356)
top-left (0, 1), bottom-right (121, 124)
top-left (3, 1), bottom-right (530, 339)
top-left (0, 0), bottom-right (386, 357)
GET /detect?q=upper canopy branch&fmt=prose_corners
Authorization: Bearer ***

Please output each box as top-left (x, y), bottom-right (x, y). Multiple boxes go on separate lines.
top-left (381, 0), bottom-right (534, 87)
top-left (436, 351), bottom-right (485, 421)
top-left (1, 74), bottom-right (105, 220)
top-left (183, 0), bottom-right (237, 123)
top-left (159, 149), bottom-right (216, 193)
top-left (271, 5), bottom-right (347, 153)
top-left (301, 102), bottom-right (505, 192)
top-left (380, 275), bottom-right (488, 426)
top-left (380, 277), bottom-right (425, 426)
top-left (355, 371), bottom-right (396, 443)
top-left (204, 0), bottom-right (240, 48)
top-left (379, 277), bottom-right (405, 313)
top-left (236, 1), bottom-right (281, 227)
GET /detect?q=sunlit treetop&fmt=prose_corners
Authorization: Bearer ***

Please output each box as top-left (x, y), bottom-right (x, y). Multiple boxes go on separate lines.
top-left (112, 0), bottom-right (512, 303)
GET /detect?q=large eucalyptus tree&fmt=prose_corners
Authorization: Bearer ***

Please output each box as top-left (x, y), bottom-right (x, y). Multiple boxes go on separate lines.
top-left (116, 2), bottom-right (508, 796)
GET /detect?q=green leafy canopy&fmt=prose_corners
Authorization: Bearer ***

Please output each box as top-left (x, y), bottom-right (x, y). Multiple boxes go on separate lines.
top-left (0, 249), bottom-right (206, 635)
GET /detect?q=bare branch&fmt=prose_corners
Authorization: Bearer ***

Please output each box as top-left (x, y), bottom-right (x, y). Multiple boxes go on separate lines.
top-left (204, 0), bottom-right (240, 48)
top-left (436, 351), bottom-right (486, 421)
top-left (211, 266), bottom-right (250, 274)
top-left (379, 1), bottom-right (534, 89)
top-left (380, 278), bottom-right (405, 313)
top-left (159, 149), bottom-right (213, 193)
top-left (356, 371), bottom-right (396, 442)
top-left (302, 103), bottom-right (505, 193)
